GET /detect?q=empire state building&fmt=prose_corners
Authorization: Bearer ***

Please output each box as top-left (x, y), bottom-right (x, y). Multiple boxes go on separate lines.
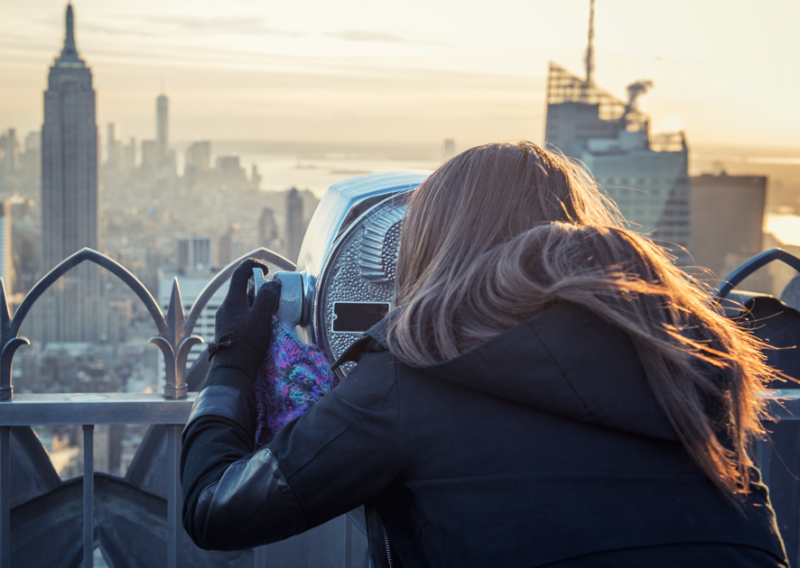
top-left (36, 3), bottom-right (102, 343)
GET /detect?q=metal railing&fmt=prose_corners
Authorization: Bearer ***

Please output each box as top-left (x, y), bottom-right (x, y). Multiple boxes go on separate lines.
top-left (0, 247), bottom-right (295, 568)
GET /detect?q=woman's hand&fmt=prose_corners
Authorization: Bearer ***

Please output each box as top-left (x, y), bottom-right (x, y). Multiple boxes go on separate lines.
top-left (208, 258), bottom-right (282, 378)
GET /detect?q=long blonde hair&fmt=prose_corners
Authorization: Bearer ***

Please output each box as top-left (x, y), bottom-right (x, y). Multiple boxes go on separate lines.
top-left (386, 140), bottom-right (775, 502)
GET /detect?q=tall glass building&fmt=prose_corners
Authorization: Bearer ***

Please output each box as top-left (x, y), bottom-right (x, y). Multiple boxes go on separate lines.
top-left (544, 63), bottom-right (691, 265)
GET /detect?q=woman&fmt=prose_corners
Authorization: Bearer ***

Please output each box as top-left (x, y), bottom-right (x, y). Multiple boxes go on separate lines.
top-left (181, 141), bottom-right (788, 567)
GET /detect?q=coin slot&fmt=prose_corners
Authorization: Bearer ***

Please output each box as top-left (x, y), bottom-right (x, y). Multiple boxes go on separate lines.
top-left (332, 301), bottom-right (391, 333)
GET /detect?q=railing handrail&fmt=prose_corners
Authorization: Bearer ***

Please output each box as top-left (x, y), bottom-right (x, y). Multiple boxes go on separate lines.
top-left (714, 248), bottom-right (800, 301)
top-left (0, 392), bottom-right (196, 426)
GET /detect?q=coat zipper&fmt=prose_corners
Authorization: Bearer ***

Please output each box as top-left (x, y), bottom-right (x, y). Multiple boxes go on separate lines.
top-left (382, 524), bottom-right (394, 568)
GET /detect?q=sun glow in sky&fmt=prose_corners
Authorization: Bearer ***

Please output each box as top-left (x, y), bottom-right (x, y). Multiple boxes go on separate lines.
top-left (1, 0), bottom-right (799, 149)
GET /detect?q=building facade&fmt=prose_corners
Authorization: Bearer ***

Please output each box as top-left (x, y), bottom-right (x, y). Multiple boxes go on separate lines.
top-left (185, 141), bottom-right (211, 171)
top-left (544, 63), bottom-right (691, 265)
top-left (690, 173), bottom-right (766, 281)
top-left (176, 234), bottom-right (213, 272)
top-left (0, 202), bottom-right (16, 293)
top-left (286, 188), bottom-right (304, 263)
top-left (156, 95), bottom-right (168, 159)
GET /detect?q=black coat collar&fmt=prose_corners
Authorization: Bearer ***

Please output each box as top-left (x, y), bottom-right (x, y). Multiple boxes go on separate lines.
top-left (344, 302), bottom-right (677, 441)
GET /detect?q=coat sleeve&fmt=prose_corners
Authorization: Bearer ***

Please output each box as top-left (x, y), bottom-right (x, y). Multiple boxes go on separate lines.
top-left (180, 351), bottom-right (402, 551)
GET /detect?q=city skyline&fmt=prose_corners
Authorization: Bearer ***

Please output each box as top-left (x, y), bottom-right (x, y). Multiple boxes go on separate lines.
top-left (0, 0), bottom-right (798, 149)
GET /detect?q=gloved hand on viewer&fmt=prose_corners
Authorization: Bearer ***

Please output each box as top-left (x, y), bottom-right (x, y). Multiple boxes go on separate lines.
top-left (207, 258), bottom-right (282, 379)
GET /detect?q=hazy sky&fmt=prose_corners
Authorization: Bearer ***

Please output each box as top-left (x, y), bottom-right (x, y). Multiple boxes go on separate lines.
top-left (1, 0), bottom-right (798, 150)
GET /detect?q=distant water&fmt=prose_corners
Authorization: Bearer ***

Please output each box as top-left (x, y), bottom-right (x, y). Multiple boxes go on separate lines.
top-left (205, 146), bottom-right (800, 217)
top-left (239, 153), bottom-right (443, 199)
top-left (693, 154), bottom-right (800, 167)
top-left (765, 213), bottom-right (800, 247)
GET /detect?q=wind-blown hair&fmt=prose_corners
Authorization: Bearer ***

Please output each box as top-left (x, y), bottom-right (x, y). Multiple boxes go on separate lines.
top-left (385, 140), bottom-right (775, 503)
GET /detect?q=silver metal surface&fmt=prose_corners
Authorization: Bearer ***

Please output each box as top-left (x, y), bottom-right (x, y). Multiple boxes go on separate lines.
top-left (316, 196), bottom-right (408, 374)
top-left (0, 393), bottom-right (196, 426)
top-left (295, 171), bottom-right (430, 283)
top-left (358, 207), bottom-right (404, 283)
top-left (715, 248), bottom-right (800, 301)
top-left (272, 271), bottom-right (305, 327)
top-left (253, 267), bottom-right (267, 290)
top-left (83, 425), bottom-right (94, 568)
top-left (151, 278), bottom-right (201, 400)
top-left (294, 171), bottom-right (428, 347)
top-left (287, 171), bottom-right (429, 372)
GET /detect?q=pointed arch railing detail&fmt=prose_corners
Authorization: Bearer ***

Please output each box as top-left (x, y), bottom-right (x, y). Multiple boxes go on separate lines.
top-left (0, 247), bottom-right (295, 401)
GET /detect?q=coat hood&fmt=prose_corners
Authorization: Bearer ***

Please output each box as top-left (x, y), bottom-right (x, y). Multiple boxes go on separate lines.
top-left (359, 302), bottom-right (678, 442)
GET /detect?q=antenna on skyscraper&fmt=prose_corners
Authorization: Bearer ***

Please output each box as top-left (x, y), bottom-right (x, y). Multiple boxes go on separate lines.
top-left (585, 0), bottom-right (595, 85)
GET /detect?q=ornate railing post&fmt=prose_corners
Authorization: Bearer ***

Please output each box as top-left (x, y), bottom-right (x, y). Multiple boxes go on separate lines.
top-left (149, 279), bottom-right (202, 400)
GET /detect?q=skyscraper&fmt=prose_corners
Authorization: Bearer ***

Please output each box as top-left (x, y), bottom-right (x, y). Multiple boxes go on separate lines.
top-left (286, 188), bottom-right (304, 262)
top-left (443, 138), bottom-right (456, 160)
top-left (176, 234), bottom-right (213, 272)
top-left (141, 140), bottom-right (158, 170)
top-left (543, 4), bottom-right (690, 265)
top-left (690, 173), bottom-right (766, 280)
top-left (258, 207), bottom-right (281, 252)
top-left (42, 3), bottom-right (98, 271)
top-left (151, 93), bottom-right (176, 174)
top-left (185, 141), bottom-right (211, 171)
top-left (36, 3), bottom-right (102, 342)
top-left (156, 94), bottom-right (168, 160)
top-left (0, 129), bottom-right (20, 192)
top-left (105, 123), bottom-right (121, 168)
top-left (121, 137), bottom-right (136, 171)
top-left (0, 202), bottom-right (15, 293)
top-left (20, 132), bottom-right (41, 195)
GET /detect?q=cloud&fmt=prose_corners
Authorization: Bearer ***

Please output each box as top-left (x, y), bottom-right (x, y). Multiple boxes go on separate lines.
top-left (81, 24), bottom-right (160, 38)
top-left (122, 15), bottom-right (303, 38)
top-left (327, 30), bottom-right (451, 47)
top-left (168, 17), bottom-right (301, 37)
top-left (329, 31), bottom-right (407, 43)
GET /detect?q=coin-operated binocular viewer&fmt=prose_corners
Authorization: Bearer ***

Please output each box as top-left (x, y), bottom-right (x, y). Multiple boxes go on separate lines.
top-left (256, 170), bottom-right (430, 376)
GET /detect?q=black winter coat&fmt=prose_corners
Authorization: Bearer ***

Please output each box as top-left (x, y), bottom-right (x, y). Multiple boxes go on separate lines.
top-left (181, 302), bottom-right (788, 567)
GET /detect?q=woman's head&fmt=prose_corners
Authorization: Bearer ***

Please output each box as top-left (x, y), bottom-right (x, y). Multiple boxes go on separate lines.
top-left (395, 141), bottom-right (622, 308)
top-left (391, 140), bottom-right (626, 359)
top-left (386, 140), bottom-right (776, 504)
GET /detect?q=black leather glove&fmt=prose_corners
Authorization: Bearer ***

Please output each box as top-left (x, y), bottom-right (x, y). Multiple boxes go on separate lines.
top-left (208, 258), bottom-right (282, 378)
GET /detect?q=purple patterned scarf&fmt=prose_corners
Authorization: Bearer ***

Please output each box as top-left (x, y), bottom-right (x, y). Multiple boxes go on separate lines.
top-left (254, 319), bottom-right (339, 446)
